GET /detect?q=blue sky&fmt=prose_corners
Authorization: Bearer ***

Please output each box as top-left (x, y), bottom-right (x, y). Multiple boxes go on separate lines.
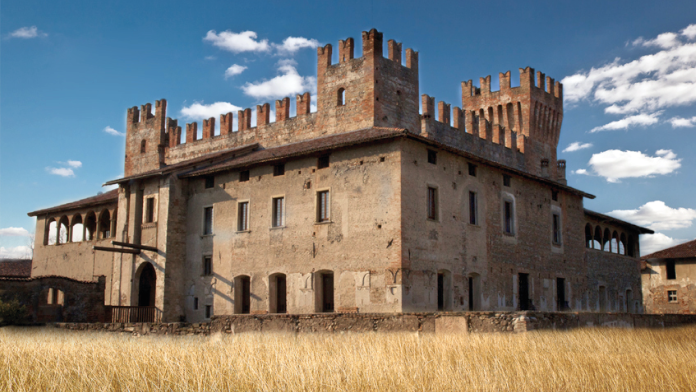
top-left (2, 0), bottom-right (695, 258)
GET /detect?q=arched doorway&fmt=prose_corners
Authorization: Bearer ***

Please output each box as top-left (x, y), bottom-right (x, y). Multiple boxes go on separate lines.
top-left (269, 273), bottom-right (287, 314)
top-left (137, 263), bottom-right (156, 307)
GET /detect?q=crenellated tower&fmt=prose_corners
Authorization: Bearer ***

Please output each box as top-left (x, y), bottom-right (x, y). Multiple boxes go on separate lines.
top-left (124, 99), bottom-right (167, 177)
top-left (461, 68), bottom-right (564, 179)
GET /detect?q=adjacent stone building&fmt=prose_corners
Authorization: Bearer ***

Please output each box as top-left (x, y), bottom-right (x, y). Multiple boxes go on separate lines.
top-left (28, 29), bottom-right (652, 322)
top-left (641, 239), bottom-right (696, 314)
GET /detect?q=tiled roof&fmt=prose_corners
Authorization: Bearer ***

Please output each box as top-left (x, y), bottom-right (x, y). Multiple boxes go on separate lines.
top-left (0, 259), bottom-right (32, 277)
top-left (180, 127), bottom-right (406, 178)
top-left (28, 189), bottom-right (119, 217)
top-left (642, 238), bottom-right (696, 260)
top-left (584, 209), bottom-right (654, 234)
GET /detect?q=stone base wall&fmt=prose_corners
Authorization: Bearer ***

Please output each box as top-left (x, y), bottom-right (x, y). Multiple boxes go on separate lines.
top-left (50, 311), bottom-right (696, 335)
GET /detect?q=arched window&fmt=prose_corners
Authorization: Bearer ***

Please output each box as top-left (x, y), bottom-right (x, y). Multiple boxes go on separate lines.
top-left (45, 219), bottom-right (57, 245)
top-left (611, 231), bottom-right (619, 254)
top-left (585, 223), bottom-right (593, 248)
top-left (620, 233), bottom-right (627, 255)
top-left (603, 228), bottom-right (611, 252)
top-left (84, 212), bottom-right (97, 241)
top-left (57, 216), bottom-right (70, 244)
top-left (337, 88), bottom-right (346, 106)
top-left (71, 214), bottom-right (84, 242)
top-left (140, 139), bottom-right (147, 154)
top-left (98, 210), bottom-right (111, 239)
top-left (593, 226), bottom-right (602, 250)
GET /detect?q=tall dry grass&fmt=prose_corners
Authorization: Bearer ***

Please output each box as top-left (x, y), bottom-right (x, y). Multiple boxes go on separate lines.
top-left (1, 326), bottom-right (695, 391)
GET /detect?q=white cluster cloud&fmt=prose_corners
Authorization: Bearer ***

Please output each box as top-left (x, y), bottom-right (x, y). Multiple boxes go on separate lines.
top-left (0, 227), bottom-right (30, 237)
top-left (0, 246), bottom-right (32, 259)
top-left (273, 37), bottom-right (320, 55)
top-left (104, 126), bottom-right (125, 136)
top-left (607, 201), bottom-right (696, 231)
top-left (204, 30), bottom-right (270, 53)
top-left (562, 142), bottom-right (593, 153)
top-left (180, 102), bottom-right (242, 121)
top-left (669, 115), bottom-right (696, 128)
top-left (224, 64), bottom-right (247, 79)
top-left (562, 24), bottom-right (696, 132)
top-left (589, 112), bottom-right (661, 133)
top-left (9, 26), bottom-right (47, 39)
top-left (577, 149), bottom-right (681, 183)
top-left (46, 159), bottom-right (82, 178)
top-left (242, 59), bottom-right (316, 100)
top-left (640, 233), bottom-right (690, 256)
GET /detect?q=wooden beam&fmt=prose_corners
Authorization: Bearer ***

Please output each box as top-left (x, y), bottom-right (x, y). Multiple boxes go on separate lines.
top-left (111, 241), bottom-right (158, 252)
top-left (93, 246), bottom-right (141, 255)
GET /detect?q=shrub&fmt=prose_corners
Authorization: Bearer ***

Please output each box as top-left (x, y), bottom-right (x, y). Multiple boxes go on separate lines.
top-left (0, 298), bottom-right (27, 326)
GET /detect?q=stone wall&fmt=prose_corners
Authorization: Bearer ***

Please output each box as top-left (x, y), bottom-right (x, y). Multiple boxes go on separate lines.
top-left (50, 311), bottom-right (696, 335)
top-left (0, 275), bottom-right (106, 323)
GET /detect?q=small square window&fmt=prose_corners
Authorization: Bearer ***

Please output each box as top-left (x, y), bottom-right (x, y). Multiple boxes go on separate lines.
top-left (204, 176), bottom-right (214, 189)
top-left (272, 197), bottom-right (285, 227)
top-left (427, 150), bottom-right (437, 165)
top-left (238, 202), bottom-right (249, 231)
top-left (468, 163), bottom-right (477, 177)
top-left (503, 174), bottom-right (511, 187)
top-left (274, 164), bottom-right (285, 176)
top-left (318, 155), bottom-right (330, 169)
top-left (240, 170), bottom-right (250, 182)
top-left (668, 290), bottom-right (677, 303)
top-left (194, 297), bottom-right (199, 310)
top-left (203, 207), bottom-right (213, 235)
top-left (203, 256), bottom-right (212, 276)
top-left (552, 190), bottom-right (559, 201)
top-left (427, 187), bottom-right (438, 221)
top-left (317, 191), bottom-right (330, 222)
top-left (205, 305), bottom-right (212, 319)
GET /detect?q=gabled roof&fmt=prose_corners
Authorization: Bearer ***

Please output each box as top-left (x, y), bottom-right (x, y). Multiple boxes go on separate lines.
top-left (584, 209), bottom-right (654, 234)
top-left (642, 238), bottom-right (696, 260)
top-left (27, 189), bottom-right (119, 217)
top-left (0, 259), bottom-right (32, 277)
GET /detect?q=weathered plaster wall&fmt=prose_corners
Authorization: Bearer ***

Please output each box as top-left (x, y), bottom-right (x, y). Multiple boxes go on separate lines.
top-left (642, 258), bottom-right (696, 314)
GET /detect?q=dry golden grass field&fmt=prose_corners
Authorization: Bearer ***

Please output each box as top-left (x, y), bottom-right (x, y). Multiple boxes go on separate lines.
top-left (1, 326), bottom-right (695, 391)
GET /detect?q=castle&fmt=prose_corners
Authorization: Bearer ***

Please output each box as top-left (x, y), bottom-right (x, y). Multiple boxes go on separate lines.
top-left (28, 29), bottom-right (652, 322)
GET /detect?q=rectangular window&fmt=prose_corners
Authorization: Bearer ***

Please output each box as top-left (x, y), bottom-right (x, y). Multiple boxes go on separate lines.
top-left (204, 175), bottom-right (214, 189)
top-left (427, 149), bottom-right (437, 165)
top-left (317, 155), bottom-right (330, 169)
top-left (503, 174), bottom-right (511, 187)
top-left (427, 187), bottom-right (438, 220)
top-left (469, 191), bottom-right (477, 225)
top-left (666, 260), bottom-right (676, 280)
top-left (203, 256), bottom-right (212, 276)
top-left (504, 201), bottom-right (514, 234)
top-left (272, 197), bottom-right (285, 227)
top-left (468, 163), bottom-right (477, 177)
top-left (239, 170), bottom-right (250, 182)
top-left (668, 290), bottom-right (677, 303)
top-left (317, 191), bottom-right (330, 222)
top-left (553, 213), bottom-right (561, 244)
top-left (273, 163), bottom-right (285, 176)
top-left (205, 305), bottom-right (212, 319)
top-left (145, 197), bottom-right (155, 223)
top-left (238, 202), bottom-right (249, 231)
top-left (203, 207), bottom-right (213, 235)
top-left (194, 297), bottom-right (199, 310)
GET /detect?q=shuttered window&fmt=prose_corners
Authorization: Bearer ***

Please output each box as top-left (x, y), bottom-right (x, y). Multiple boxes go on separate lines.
top-left (238, 202), bottom-right (249, 231)
top-left (427, 187), bottom-right (438, 220)
top-left (272, 197), bottom-right (285, 227)
top-left (317, 191), bottom-right (329, 222)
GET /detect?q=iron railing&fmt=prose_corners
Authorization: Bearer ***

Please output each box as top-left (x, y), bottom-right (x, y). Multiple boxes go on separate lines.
top-left (106, 306), bottom-right (162, 323)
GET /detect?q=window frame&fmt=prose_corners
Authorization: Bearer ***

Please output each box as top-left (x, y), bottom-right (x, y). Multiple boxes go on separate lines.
top-left (204, 175), bottom-right (215, 189)
top-left (203, 255), bottom-right (212, 276)
top-left (272, 196), bottom-right (285, 228)
top-left (239, 170), bottom-right (250, 182)
top-left (502, 195), bottom-right (516, 236)
top-left (237, 201), bottom-right (250, 232)
top-left (468, 191), bottom-right (478, 225)
top-left (316, 190), bottom-right (330, 223)
top-left (552, 213), bottom-right (562, 245)
top-left (503, 174), bottom-right (511, 187)
top-left (317, 155), bottom-right (330, 170)
top-left (427, 186), bottom-right (439, 221)
top-left (203, 206), bottom-right (214, 235)
top-left (205, 305), bottom-right (212, 319)
top-left (668, 290), bottom-right (678, 303)
top-left (273, 163), bottom-right (285, 177)
top-left (427, 149), bottom-right (437, 165)
top-left (145, 197), bottom-right (155, 223)
top-left (666, 260), bottom-right (676, 280)
top-left (468, 163), bottom-right (477, 177)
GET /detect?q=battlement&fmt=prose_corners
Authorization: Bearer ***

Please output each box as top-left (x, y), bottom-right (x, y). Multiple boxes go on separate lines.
top-left (317, 29), bottom-right (418, 70)
top-left (461, 67), bottom-right (562, 100)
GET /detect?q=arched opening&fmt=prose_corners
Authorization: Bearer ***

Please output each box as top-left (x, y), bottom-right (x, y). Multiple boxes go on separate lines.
top-left (84, 212), bottom-right (96, 241)
top-left (315, 270), bottom-right (334, 313)
top-left (437, 269), bottom-right (452, 311)
top-left (46, 288), bottom-right (64, 305)
top-left (468, 273), bottom-right (481, 311)
top-left (337, 88), bottom-right (346, 106)
top-left (519, 273), bottom-right (531, 310)
top-left (626, 289), bottom-right (634, 313)
top-left (98, 209), bottom-right (111, 239)
top-left (45, 218), bottom-right (57, 245)
top-left (593, 226), bottom-right (602, 250)
top-left (627, 235), bottom-right (636, 257)
top-left (57, 216), bottom-right (69, 244)
top-left (70, 214), bottom-right (83, 242)
top-left (598, 286), bottom-right (607, 312)
top-left (140, 139), bottom-right (147, 153)
top-left (619, 233), bottom-right (627, 255)
top-left (269, 273), bottom-right (287, 314)
top-left (603, 228), bottom-right (611, 252)
top-left (611, 231), bottom-right (619, 254)
top-left (136, 262), bottom-right (156, 307)
top-left (584, 223), bottom-right (593, 248)
top-left (234, 275), bottom-right (251, 314)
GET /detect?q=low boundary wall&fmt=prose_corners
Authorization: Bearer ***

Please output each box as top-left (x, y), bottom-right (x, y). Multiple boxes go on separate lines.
top-left (50, 311), bottom-right (696, 335)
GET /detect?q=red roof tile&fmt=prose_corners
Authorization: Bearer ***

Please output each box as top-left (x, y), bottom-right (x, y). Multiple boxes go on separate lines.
top-left (642, 238), bottom-right (696, 260)
top-left (28, 189), bottom-right (119, 217)
top-left (0, 259), bottom-right (32, 277)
